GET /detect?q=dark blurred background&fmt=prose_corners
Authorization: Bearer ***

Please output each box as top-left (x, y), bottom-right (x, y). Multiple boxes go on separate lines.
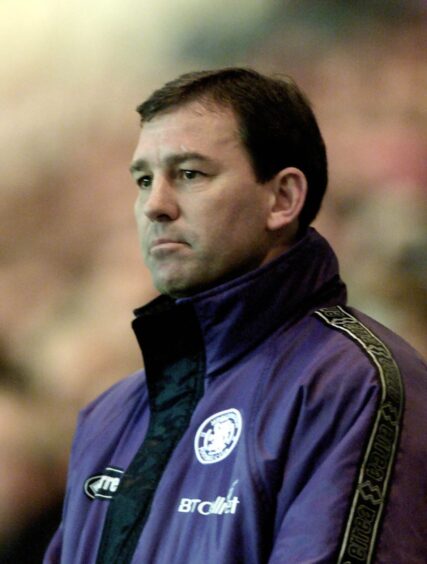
top-left (1, 0), bottom-right (426, 561)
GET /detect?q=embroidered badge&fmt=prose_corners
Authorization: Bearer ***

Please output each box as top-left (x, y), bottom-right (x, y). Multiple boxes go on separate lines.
top-left (194, 409), bottom-right (242, 464)
top-left (84, 466), bottom-right (124, 500)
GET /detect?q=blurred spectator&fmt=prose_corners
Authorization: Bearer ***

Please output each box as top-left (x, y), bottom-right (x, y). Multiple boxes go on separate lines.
top-left (0, 351), bottom-right (68, 563)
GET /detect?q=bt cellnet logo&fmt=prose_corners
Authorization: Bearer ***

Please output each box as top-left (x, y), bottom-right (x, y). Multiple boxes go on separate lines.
top-left (178, 480), bottom-right (240, 516)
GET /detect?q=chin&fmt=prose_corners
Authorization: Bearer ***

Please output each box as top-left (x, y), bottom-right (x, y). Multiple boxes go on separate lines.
top-left (155, 274), bottom-right (212, 299)
top-left (155, 277), bottom-right (194, 298)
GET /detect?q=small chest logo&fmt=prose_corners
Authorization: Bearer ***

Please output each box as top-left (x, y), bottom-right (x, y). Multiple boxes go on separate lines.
top-left (194, 409), bottom-right (242, 464)
top-left (178, 481), bottom-right (240, 516)
top-left (84, 466), bottom-right (124, 500)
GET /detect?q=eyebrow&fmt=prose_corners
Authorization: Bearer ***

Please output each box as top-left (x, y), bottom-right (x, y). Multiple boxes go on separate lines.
top-left (129, 152), bottom-right (214, 174)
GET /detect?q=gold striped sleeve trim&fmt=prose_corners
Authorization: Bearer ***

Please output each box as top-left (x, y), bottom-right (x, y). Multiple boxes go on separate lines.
top-left (314, 305), bottom-right (404, 564)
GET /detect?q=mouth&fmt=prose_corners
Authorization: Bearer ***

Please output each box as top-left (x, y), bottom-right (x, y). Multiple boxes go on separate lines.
top-left (149, 238), bottom-right (189, 254)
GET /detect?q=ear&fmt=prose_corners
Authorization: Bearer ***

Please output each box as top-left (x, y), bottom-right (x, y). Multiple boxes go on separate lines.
top-left (266, 167), bottom-right (307, 232)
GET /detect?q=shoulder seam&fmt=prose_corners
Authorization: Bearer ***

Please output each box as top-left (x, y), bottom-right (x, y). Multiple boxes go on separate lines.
top-left (314, 305), bottom-right (404, 564)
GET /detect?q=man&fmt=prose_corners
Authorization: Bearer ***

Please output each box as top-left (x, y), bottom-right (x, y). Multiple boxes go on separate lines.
top-left (45, 68), bottom-right (427, 563)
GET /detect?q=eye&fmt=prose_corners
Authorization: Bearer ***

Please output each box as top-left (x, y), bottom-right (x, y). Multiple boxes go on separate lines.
top-left (180, 169), bottom-right (204, 181)
top-left (137, 175), bottom-right (152, 189)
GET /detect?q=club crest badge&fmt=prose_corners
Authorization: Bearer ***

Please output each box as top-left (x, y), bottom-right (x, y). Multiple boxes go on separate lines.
top-left (194, 409), bottom-right (242, 464)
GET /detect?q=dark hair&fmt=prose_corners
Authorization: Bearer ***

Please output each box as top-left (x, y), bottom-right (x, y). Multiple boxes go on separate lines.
top-left (136, 68), bottom-right (328, 231)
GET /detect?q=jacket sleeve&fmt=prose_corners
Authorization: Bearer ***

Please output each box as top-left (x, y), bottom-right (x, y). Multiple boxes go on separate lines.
top-left (262, 351), bottom-right (384, 563)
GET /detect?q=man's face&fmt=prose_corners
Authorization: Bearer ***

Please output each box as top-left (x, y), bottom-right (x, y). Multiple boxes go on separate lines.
top-left (130, 101), bottom-right (276, 297)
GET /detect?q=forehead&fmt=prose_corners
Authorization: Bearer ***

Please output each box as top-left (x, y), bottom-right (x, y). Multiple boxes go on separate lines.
top-left (132, 101), bottom-right (243, 164)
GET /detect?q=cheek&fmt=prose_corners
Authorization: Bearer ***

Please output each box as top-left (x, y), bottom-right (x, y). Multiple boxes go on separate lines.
top-left (134, 198), bottom-right (150, 249)
top-left (134, 197), bottom-right (146, 229)
top-left (218, 193), bottom-right (265, 232)
top-left (134, 194), bottom-right (143, 217)
top-left (195, 203), bottom-right (255, 255)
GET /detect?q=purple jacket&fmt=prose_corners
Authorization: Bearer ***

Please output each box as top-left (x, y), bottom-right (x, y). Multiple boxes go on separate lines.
top-left (45, 229), bottom-right (427, 563)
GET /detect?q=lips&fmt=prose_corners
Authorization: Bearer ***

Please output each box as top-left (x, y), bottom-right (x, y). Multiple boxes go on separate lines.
top-left (149, 238), bottom-right (189, 253)
top-left (151, 237), bottom-right (183, 247)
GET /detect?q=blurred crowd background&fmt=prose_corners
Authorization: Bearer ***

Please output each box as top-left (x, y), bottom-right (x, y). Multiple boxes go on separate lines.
top-left (1, 0), bottom-right (426, 561)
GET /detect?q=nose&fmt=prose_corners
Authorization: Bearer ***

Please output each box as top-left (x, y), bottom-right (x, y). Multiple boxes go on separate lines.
top-left (141, 177), bottom-right (179, 222)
